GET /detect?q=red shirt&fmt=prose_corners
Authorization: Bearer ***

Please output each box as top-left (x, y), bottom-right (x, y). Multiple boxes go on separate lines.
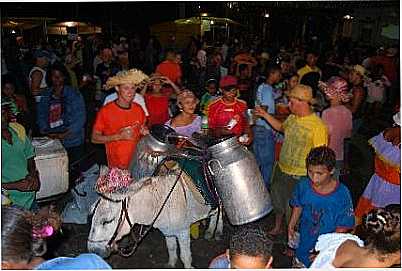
top-left (144, 93), bottom-right (170, 127)
top-left (371, 56), bottom-right (397, 82)
top-left (155, 60), bottom-right (182, 84)
top-left (93, 102), bottom-right (146, 169)
top-left (207, 98), bottom-right (248, 136)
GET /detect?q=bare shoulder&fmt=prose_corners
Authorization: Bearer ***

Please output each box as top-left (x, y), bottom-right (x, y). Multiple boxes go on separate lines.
top-left (332, 239), bottom-right (361, 267)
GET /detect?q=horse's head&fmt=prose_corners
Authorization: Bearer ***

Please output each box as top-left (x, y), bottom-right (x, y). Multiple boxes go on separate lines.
top-left (87, 181), bottom-right (142, 258)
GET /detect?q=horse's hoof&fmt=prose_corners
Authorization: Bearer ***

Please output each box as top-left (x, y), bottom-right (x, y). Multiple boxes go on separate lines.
top-left (204, 233), bottom-right (213, 240)
top-left (163, 262), bottom-right (175, 268)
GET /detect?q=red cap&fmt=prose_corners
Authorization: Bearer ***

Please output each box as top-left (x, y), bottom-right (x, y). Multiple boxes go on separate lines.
top-left (219, 75), bottom-right (238, 89)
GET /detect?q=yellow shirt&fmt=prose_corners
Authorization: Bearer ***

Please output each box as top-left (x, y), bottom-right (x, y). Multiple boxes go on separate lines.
top-left (279, 113), bottom-right (328, 176)
top-left (297, 65), bottom-right (321, 81)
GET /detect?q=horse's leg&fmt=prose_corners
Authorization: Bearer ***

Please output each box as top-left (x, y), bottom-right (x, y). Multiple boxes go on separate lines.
top-left (165, 235), bottom-right (178, 268)
top-left (215, 207), bottom-right (223, 240)
top-left (204, 209), bottom-right (217, 240)
top-left (177, 230), bottom-right (194, 268)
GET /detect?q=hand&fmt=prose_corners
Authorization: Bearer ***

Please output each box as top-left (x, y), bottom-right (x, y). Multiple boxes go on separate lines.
top-left (288, 226), bottom-right (296, 242)
top-left (238, 134), bottom-right (253, 146)
top-left (48, 130), bottom-right (70, 140)
top-left (161, 76), bottom-right (173, 85)
top-left (309, 250), bottom-right (318, 263)
top-left (254, 106), bottom-right (269, 119)
top-left (22, 173), bottom-right (40, 192)
top-left (118, 126), bottom-right (134, 141)
top-left (140, 125), bottom-right (149, 136)
top-left (244, 133), bottom-right (253, 146)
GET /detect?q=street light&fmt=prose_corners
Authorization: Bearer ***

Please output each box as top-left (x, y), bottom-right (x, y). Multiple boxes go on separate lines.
top-left (264, 13), bottom-right (270, 18)
top-left (343, 15), bottom-right (354, 20)
top-left (11, 30), bottom-right (16, 34)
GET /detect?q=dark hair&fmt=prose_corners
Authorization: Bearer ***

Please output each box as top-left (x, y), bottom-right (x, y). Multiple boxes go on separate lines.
top-left (238, 63), bottom-right (248, 73)
top-left (267, 64), bottom-right (282, 77)
top-left (1, 206), bottom-right (46, 263)
top-left (206, 78), bottom-right (217, 86)
top-left (360, 206), bottom-right (401, 256)
top-left (284, 72), bottom-right (299, 81)
top-left (306, 146), bottom-right (336, 171)
top-left (305, 50), bottom-right (319, 58)
top-left (1, 74), bottom-right (16, 89)
top-left (45, 62), bottom-right (71, 87)
top-left (229, 224), bottom-right (273, 261)
top-left (300, 71), bottom-right (320, 97)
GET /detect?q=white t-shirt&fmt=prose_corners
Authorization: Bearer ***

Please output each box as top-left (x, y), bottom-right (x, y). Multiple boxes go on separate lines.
top-left (103, 92), bottom-right (149, 116)
top-left (197, 49), bottom-right (207, 68)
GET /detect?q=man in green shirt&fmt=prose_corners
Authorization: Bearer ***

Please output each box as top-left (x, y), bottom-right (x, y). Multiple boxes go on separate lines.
top-left (2, 103), bottom-right (40, 210)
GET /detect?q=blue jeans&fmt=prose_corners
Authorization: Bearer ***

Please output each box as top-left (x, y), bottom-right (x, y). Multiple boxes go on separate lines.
top-left (252, 126), bottom-right (275, 190)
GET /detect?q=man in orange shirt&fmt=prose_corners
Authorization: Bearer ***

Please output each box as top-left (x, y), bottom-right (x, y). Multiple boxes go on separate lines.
top-left (92, 69), bottom-right (149, 169)
top-left (208, 75), bottom-right (253, 145)
top-left (155, 50), bottom-right (182, 86)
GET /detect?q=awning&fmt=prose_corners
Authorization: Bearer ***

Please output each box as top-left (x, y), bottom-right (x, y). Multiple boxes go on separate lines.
top-left (174, 16), bottom-right (241, 26)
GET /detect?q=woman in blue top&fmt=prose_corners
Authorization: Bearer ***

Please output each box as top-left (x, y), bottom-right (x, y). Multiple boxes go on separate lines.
top-left (37, 63), bottom-right (86, 164)
top-left (288, 146), bottom-right (355, 267)
top-left (1, 206), bottom-right (111, 270)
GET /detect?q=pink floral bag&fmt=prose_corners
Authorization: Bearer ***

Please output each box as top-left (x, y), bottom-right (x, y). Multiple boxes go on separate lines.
top-left (95, 166), bottom-right (133, 194)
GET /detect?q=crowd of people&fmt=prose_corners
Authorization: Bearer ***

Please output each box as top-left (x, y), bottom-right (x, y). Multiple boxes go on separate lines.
top-left (2, 30), bottom-right (400, 269)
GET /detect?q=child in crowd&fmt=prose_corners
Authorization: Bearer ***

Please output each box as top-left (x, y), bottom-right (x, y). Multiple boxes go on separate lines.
top-left (288, 146), bottom-right (355, 267)
top-left (1, 206), bottom-right (111, 269)
top-left (200, 78), bottom-right (220, 115)
top-left (141, 74), bottom-right (181, 127)
top-left (319, 76), bottom-right (353, 179)
top-left (209, 224), bottom-right (273, 269)
top-left (365, 64), bottom-right (391, 117)
top-left (276, 72), bottom-right (299, 110)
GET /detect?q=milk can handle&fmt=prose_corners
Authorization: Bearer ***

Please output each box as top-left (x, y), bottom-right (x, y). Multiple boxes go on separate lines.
top-left (207, 159), bottom-right (223, 176)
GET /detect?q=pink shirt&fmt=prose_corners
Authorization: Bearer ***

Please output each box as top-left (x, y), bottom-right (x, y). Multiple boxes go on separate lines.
top-left (322, 105), bottom-right (352, 161)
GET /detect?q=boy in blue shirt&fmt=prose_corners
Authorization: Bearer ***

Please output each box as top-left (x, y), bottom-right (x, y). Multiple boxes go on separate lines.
top-left (288, 146), bottom-right (355, 267)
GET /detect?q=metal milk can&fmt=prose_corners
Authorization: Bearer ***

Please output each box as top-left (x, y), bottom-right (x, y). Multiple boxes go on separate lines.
top-left (129, 125), bottom-right (176, 180)
top-left (207, 136), bottom-right (272, 225)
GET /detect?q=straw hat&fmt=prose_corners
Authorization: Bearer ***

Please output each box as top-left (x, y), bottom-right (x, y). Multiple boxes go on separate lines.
top-left (288, 84), bottom-right (316, 104)
top-left (106, 69), bottom-right (149, 89)
top-left (352, 65), bottom-right (368, 78)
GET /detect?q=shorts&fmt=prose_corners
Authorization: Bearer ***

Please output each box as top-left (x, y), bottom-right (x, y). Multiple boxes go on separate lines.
top-left (271, 163), bottom-right (302, 216)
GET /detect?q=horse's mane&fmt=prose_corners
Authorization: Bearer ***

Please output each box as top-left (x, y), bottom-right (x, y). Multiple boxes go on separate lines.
top-left (129, 173), bottom-right (179, 194)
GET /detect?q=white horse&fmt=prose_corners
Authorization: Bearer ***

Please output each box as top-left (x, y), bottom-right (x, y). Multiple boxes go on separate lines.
top-left (87, 170), bottom-right (222, 268)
